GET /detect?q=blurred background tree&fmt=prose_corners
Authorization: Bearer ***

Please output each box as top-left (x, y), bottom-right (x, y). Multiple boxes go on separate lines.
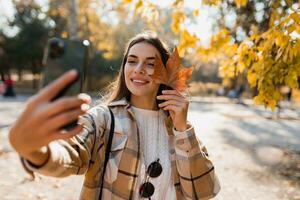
top-left (198, 0), bottom-right (300, 110)
top-left (0, 0), bottom-right (51, 88)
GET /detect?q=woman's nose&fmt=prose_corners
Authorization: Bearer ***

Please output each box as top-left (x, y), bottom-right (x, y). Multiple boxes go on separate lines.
top-left (134, 62), bottom-right (146, 74)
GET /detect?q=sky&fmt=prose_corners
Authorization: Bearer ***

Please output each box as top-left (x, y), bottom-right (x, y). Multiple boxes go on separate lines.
top-left (0, 0), bottom-right (217, 45)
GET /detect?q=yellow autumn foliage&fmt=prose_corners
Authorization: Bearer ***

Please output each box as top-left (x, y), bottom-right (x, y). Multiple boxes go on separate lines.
top-left (122, 0), bottom-right (132, 4)
top-left (171, 11), bottom-right (185, 34)
top-left (135, 0), bottom-right (143, 13)
top-left (177, 30), bottom-right (198, 56)
top-left (235, 0), bottom-right (248, 8)
top-left (195, 0), bottom-right (299, 110)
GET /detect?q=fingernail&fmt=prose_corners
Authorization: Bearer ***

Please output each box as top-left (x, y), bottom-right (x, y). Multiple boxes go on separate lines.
top-left (78, 122), bottom-right (84, 127)
top-left (81, 104), bottom-right (90, 111)
top-left (69, 69), bottom-right (78, 76)
top-left (78, 93), bottom-right (91, 102)
top-left (77, 123), bottom-right (84, 129)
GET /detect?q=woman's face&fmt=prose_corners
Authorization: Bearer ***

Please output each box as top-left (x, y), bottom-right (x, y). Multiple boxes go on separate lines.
top-left (124, 42), bottom-right (161, 98)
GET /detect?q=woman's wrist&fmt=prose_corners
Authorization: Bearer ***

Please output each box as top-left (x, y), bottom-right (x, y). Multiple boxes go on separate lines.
top-left (174, 124), bottom-right (187, 132)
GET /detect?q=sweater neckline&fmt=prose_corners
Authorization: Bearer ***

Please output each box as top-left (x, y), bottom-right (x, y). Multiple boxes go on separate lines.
top-left (131, 105), bottom-right (163, 117)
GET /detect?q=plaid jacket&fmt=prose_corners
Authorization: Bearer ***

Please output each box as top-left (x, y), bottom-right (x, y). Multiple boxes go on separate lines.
top-left (22, 98), bottom-right (220, 200)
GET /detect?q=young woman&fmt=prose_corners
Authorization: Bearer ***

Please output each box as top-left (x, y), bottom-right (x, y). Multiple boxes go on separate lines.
top-left (9, 32), bottom-right (220, 200)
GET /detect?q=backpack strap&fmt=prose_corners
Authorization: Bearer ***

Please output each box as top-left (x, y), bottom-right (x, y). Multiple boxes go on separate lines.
top-left (99, 106), bottom-right (115, 200)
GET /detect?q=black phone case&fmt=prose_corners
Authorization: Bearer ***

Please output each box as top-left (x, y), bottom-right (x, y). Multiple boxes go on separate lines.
top-left (42, 38), bottom-right (89, 131)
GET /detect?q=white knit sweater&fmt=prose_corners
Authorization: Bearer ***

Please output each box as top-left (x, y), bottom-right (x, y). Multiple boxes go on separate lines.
top-left (131, 106), bottom-right (176, 200)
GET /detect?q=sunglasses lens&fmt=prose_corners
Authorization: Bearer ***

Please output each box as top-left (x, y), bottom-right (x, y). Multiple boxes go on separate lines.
top-left (147, 161), bottom-right (162, 178)
top-left (139, 182), bottom-right (155, 198)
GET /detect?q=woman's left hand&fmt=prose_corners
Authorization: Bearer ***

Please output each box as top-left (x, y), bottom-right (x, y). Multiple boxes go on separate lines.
top-left (157, 90), bottom-right (189, 132)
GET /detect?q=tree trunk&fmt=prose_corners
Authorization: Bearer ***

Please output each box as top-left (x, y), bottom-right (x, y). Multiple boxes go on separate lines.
top-left (31, 62), bottom-right (38, 89)
top-left (17, 68), bottom-right (23, 81)
top-left (32, 74), bottom-right (38, 89)
top-left (0, 69), bottom-right (4, 81)
top-left (69, 0), bottom-right (78, 39)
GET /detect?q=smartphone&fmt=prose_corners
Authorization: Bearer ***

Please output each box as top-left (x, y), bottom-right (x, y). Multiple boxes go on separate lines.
top-left (41, 37), bottom-right (90, 130)
top-left (157, 84), bottom-right (173, 105)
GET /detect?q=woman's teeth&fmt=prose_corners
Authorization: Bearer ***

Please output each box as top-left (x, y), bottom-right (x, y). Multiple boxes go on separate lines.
top-left (133, 80), bottom-right (146, 83)
top-left (131, 79), bottom-right (149, 85)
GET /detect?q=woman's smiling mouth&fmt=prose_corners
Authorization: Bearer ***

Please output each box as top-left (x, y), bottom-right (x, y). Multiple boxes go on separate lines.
top-left (131, 78), bottom-right (150, 86)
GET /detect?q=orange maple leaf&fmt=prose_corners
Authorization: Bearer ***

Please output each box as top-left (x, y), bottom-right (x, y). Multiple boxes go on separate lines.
top-left (151, 47), bottom-right (194, 92)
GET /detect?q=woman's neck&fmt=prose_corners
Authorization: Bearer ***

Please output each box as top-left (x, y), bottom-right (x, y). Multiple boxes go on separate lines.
top-left (130, 94), bottom-right (158, 110)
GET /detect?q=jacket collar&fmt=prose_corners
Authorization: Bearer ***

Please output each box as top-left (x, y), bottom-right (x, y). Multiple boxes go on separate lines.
top-left (107, 97), bottom-right (129, 107)
top-left (107, 97), bottom-right (133, 119)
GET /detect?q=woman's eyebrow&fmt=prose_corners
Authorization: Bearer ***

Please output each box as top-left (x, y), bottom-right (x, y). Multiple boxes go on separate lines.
top-left (128, 54), bottom-right (138, 58)
top-left (146, 57), bottom-right (155, 60)
top-left (128, 55), bottom-right (155, 60)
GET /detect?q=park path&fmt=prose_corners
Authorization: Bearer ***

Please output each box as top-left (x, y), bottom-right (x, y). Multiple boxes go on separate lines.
top-left (0, 96), bottom-right (299, 200)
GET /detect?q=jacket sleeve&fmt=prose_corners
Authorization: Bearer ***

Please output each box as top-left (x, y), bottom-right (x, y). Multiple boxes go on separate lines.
top-left (173, 121), bottom-right (221, 200)
top-left (21, 105), bottom-right (109, 178)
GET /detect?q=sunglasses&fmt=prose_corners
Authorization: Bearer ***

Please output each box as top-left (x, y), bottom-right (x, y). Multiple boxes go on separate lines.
top-left (139, 159), bottom-right (163, 198)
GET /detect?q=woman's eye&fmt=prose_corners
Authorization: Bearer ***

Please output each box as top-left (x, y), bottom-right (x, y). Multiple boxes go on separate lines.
top-left (127, 60), bottom-right (136, 64)
top-left (147, 63), bottom-right (154, 67)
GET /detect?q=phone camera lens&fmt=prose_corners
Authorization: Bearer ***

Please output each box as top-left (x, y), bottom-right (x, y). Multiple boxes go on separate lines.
top-left (49, 38), bottom-right (65, 59)
top-left (83, 40), bottom-right (90, 46)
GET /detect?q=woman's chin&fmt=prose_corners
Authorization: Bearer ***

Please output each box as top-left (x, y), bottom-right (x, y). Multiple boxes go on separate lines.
top-left (129, 88), bottom-right (153, 98)
top-left (131, 90), bottom-right (148, 97)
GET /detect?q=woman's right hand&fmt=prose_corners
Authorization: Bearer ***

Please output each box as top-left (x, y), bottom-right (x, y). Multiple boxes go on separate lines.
top-left (8, 70), bottom-right (91, 165)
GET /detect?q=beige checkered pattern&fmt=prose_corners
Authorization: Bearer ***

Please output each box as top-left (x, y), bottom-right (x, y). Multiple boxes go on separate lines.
top-left (22, 98), bottom-right (220, 200)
